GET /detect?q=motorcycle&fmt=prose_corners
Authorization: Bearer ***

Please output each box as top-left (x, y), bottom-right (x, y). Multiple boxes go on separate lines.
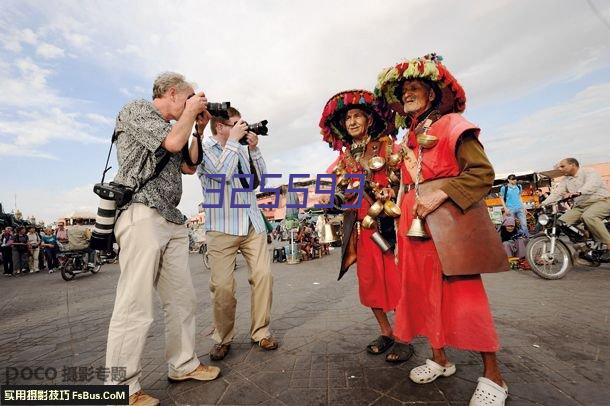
top-left (525, 197), bottom-right (610, 280)
top-left (57, 250), bottom-right (102, 281)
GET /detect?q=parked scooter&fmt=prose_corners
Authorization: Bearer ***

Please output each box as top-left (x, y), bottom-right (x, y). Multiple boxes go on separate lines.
top-left (526, 198), bottom-right (610, 279)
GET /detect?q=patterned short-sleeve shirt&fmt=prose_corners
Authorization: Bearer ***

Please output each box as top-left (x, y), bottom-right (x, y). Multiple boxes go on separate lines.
top-left (113, 99), bottom-right (185, 224)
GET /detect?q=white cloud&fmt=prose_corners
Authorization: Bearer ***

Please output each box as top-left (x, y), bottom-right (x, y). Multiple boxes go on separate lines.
top-left (486, 83), bottom-right (610, 174)
top-left (35, 42), bottom-right (65, 59)
top-left (85, 113), bottom-right (115, 127)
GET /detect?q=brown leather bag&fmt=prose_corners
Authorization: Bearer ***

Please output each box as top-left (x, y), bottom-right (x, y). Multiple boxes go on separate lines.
top-left (419, 178), bottom-right (509, 276)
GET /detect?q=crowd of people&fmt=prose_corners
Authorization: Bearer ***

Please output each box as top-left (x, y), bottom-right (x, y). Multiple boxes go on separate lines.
top-left (0, 219), bottom-right (94, 276)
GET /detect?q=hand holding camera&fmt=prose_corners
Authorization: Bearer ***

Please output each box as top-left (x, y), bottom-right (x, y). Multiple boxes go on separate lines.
top-left (229, 119), bottom-right (249, 142)
top-left (185, 92), bottom-right (208, 119)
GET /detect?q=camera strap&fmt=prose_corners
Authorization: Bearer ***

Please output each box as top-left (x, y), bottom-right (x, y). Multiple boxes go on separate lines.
top-left (100, 129), bottom-right (171, 192)
top-left (236, 151), bottom-right (260, 189)
top-left (181, 132), bottom-right (203, 167)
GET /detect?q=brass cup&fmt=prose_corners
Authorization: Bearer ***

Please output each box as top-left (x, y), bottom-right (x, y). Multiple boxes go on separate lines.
top-left (367, 200), bottom-right (384, 218)
top-left (387, 153), bottom-right (402, 167)
top-left (383, 200), bottom-right (402, 217)
top-left (361, 215), bottom-right (376, 229)
top-left (417, 133), bottom-right (439, 149)
top-left (349, 179), bottom-right (361, 190)
top-left (368, 156), bottom-right (386, 171)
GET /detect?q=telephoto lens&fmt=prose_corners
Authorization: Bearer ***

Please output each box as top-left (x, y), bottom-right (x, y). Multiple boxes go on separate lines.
top-left (90, 195), bottom-right (117, 251)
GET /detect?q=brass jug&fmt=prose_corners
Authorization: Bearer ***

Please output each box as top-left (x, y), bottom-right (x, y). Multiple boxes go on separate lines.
top-left (387, 153), bottom-right (402, 168)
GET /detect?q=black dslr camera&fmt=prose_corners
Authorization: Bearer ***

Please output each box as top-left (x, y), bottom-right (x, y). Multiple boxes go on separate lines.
top-left (240, 120), bottom-right (269, 145)
top-left (207, 102), bottom-right (231, 119)
top-left (186, 94), bottom-right (231, 119)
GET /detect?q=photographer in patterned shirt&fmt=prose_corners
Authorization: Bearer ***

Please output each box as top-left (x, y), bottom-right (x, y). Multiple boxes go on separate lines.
top-left (105, 72), bottom-right (220, 406)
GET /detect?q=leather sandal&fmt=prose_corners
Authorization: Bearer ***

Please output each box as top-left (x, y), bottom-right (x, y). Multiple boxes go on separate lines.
top-left (209, 343), bottom-right (231, 360)
top-left (256, 336), bottom-right (279, 350)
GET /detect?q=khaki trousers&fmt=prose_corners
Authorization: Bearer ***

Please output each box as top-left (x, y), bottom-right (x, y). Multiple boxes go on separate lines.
top-left (560, 198), bottom-right (610, 244)
top-left (105, 204), bottom-right (199, 395)
top-left (207, 226), bottom-right (273, 344)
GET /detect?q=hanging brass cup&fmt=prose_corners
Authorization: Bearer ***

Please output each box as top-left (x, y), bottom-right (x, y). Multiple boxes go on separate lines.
top-left (367, 200), bottom-right (384, 217)
top-left (387, 153), bottom-right (402, 168)
top-left (416, 133), bottom-right (439, 149)
top-left (383, 200), bottom-right (402, 217)
top-left (368, 156), bottom-right (386, 171)
top-left (361, 215), bottom-right (376, 229)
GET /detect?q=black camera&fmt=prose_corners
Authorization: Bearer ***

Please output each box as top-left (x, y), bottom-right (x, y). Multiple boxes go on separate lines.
top-left (186, 94), bottom-right (231, 119)
top-left (239, 120), bottom-right (269, 145)
top-left (207, 102), bottom-right (231, 119)
top-left (90, 182), bottom-right (133, 251)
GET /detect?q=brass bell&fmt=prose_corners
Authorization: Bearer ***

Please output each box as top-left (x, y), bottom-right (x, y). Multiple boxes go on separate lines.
top-left (407, 216), bottom-right (430, 238)
top-left (368, 156), bottom-right (386, 171)
top-left (416, 132), bottom-right (439, 149)
top-left (387, 153), bottom-right (402, 168)
top-left (320, 223), bottom-right (339, 244)
top-left (367, 200), bottom-right (384, 218)
top-left (361, 215), bottom-right (376, 229)
top-left (383, 200), bottom-right (402, 217)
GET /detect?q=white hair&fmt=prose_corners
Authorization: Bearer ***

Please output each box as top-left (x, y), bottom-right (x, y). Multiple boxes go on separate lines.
top-left (152, 72), bottom-right (196, 99)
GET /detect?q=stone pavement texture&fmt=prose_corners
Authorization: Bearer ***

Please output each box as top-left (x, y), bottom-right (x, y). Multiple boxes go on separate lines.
top-left (0, 249), bottom-right (608, 405)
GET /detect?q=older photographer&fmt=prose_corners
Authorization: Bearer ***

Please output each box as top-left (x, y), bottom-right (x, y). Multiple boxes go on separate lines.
top-left (196, 106), bottom-right (277, 361)
top-left (105, 72), bottom-right (220, 406)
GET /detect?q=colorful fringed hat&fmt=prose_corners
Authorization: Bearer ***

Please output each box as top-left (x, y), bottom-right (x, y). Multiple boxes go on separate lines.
top-left (319, 89), bottom-right (387, 150)
top-left (374, 53), bottom-right (466, 130)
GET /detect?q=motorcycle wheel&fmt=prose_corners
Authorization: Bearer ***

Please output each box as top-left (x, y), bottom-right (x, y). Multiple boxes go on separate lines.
top-left (526, 236), bottom-right (572, 280)
top-left (90, 252), bottom-right (102, 274)
top-left (60, 265), bottom-right (75, 281)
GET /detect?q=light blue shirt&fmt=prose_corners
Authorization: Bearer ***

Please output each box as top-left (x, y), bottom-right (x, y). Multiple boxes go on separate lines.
top-left (500, 184), bottom-right (523, 210)
top-left (197, 136), bottom-right (267, 236)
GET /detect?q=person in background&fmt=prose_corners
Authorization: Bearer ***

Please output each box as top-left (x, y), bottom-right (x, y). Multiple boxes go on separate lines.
top-left (26, 226), bottom-right (41, 273)
top-left (499, 217), bottom-right (529, 266)
top-left (500, 174), bottom-right (529, 237)
top-left (41, 227), bottom-right (59, 273)
top-left (1, 227), bottom-right (14, 276)
top-left (55, 222), bottom-right (69, 248)
top-left (534, 188), bottom-right (549, 205)
top-left (12, 226), bottom-right (29, 274)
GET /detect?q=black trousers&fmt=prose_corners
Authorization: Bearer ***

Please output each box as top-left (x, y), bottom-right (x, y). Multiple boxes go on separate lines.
top-left (1, 247), bottom-right (12, 274)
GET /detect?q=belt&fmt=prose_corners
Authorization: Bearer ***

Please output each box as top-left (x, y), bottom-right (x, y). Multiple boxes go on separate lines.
top-left (402, 183), bottom-right (415, 192)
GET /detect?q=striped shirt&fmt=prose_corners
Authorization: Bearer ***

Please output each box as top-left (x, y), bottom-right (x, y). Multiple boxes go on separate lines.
top-left (197, 136), bottom-right (267, 236)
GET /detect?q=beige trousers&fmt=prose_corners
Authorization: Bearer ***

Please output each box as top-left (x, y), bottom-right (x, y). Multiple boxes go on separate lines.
top-left (207, 226), bottom-right (273, 344)
top-left (560, 198), bottom-right (610, 244)
top-left (105, 204), bottom-right (199, 395)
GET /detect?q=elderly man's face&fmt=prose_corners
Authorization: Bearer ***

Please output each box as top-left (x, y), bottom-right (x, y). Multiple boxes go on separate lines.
top-left (344, 108), bottom-right (370, 140)
top-left (402, 80), bottom-right (434, 115)
top-left (557, 160), bottom-right (578, 176)
top-left (170, 86), bottom-right (195, 120)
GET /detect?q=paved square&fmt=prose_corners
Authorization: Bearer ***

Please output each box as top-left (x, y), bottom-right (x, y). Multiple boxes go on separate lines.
top-left (1, 249), bottom-right (608, 405)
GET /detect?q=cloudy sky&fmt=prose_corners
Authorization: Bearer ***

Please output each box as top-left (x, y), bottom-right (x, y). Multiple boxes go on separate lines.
top-left (1, 0), bottom-right (609, 223)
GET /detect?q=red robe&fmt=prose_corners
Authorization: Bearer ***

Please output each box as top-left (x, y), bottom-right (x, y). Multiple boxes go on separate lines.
top-left (395, 113), bottom-right (500, 352)
top-left (328, 139), bottom-right (401, 312)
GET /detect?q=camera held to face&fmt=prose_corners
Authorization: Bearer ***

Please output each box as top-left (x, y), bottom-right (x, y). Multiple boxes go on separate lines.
top-left (239, 120), bottom-right (269, 145)
top-left (207, 102), bottom-right (231, 119)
